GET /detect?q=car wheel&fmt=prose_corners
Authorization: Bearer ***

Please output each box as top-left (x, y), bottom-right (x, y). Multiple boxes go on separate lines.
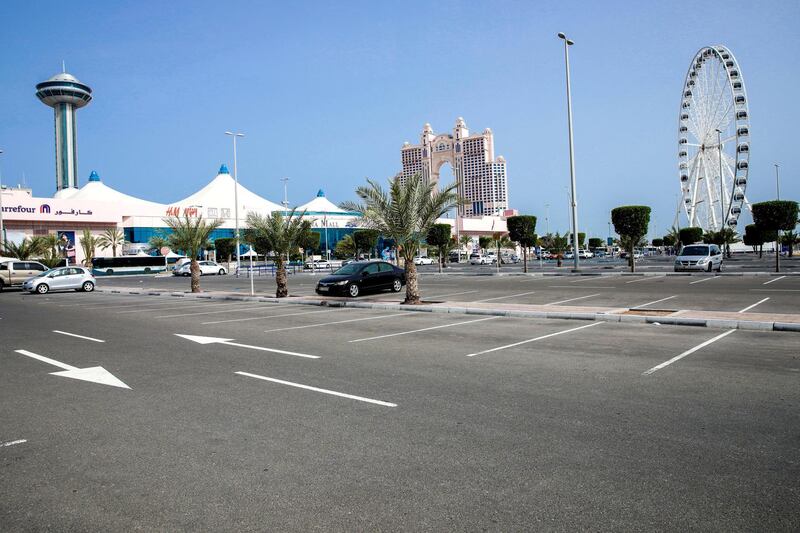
top-left (36, 284), bottom-right (49, 294)
top-left (82, 281), bottom-right (95, 292)
top-left (218, 269), bottom-right (225, 275)
top-left (348, 283), bottom-right (360, 297)
top-left (716, 263), bottom-right (723, 272)
top-left (392, 278), bottom-right (402, 292)
top-left (707, 263), bottom-right (713, 272)
top-left (0, 280), bottom-right (4, 292)
top-left (183, 273), bottom-right (190, 277)
top-left (107, 269), bottom-right (114, 275)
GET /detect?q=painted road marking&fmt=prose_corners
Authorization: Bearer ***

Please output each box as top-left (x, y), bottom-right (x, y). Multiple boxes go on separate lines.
top-left (763, 276), bottom-right (785, 285)
top-left (633, 295), bottom-right (678, 309)
top-left (202, 308), bottom-right (338, 325)
top-left (235, 371), bottom-right (397, 407)
top-left (738, 298), bottom-right (770, 313)
top-left (643, 330), bottom-right (736, 375)
top-left (570, 276), bottom-right (612, 283)
top-left (625, 276), bottom-right (663, 284)
top-left (53, 330), bottom-right (105, 343)
top-left (350, 316), bottom-right (500, 343)
top-left (13, 349), bottom-right (130, 389)
top-left (115, 301), bottom-right (257, 314)
top-left (473, 291), bottom-right (537, 303)
top-left (466, 322), bottom-right (602, 357)
top-left (175, 334), bottom-right (320, 359)
top-left (544, 293), bottom-right (601, 306)
top-left (74, 298), bottom-right (180, 309)
top-left (548, 285), bottom-right (616, 289)
top-left (426, 290), bottom-right (479, 299)
top-left (689, 276), bottom-right (718, 284)
top-left (263, 312), bottom-right (411, 333)
top-left (1, 439), bottom-right (26, 448)
top-left (155, 304), bottom-right (291, 319)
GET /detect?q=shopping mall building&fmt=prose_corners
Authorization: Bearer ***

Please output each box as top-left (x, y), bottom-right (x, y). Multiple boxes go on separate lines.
top-left (1, 165), bottom-right (511, 265)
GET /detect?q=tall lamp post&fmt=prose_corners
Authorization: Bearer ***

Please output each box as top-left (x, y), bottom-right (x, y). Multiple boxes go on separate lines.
top-left (558, 32), bottom-right (580, 271)
top-left (774, 163), bottom-right (780, 200)
top-left (225, 131), bottom-right (244, 277)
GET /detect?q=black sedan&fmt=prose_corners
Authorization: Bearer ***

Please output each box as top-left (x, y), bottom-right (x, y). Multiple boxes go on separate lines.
top-left (315, 261), bottom-right (405, 297)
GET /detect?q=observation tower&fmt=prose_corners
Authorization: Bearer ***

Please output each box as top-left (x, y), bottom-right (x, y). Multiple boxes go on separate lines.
top-left (36, 70), bottom-right (93, 193)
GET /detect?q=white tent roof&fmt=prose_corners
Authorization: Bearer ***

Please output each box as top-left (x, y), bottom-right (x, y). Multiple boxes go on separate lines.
top-left (67, 171), bottom-right (166, 212)
top-left (175, 165), bottom-right (283, 214)
top-left (296, 190), bottom-right (348, 214)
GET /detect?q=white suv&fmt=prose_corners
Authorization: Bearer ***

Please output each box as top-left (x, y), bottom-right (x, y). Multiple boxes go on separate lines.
top-left (674, 244), bottom-right (723, 272)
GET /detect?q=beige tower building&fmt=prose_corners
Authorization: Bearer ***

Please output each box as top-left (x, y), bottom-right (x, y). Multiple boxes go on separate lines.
top-left (397, 117), bottom-right (509, 217)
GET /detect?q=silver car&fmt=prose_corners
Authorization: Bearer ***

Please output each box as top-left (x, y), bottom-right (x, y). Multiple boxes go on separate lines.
top-left (674, 244), bottom-right (723, 272)
top-left (23, 266), bottom-right (96, 294)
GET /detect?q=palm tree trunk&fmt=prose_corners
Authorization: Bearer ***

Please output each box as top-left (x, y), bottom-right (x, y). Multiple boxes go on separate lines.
top-left (404, 258), bottom-right (420, 304)
top-left (190, 259), bottom-right (200, 293)
top-left (275, 260), bottom-right (288, 297)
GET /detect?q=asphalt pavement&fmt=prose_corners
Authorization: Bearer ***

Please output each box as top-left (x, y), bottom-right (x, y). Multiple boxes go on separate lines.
top-left (1, 286), bottom-right (798, 530)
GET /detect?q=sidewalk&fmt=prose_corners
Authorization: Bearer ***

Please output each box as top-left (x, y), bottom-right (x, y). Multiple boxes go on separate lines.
top-left (97, 286), bottom-right (800, 333)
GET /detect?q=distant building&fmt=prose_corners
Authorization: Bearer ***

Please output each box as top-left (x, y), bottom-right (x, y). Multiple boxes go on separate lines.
top-left (396, 118), bottom-right (509, 217)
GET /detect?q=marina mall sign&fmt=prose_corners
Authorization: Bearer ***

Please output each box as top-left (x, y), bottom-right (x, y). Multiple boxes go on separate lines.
top-left (1, 192), bottom-right (122, 224)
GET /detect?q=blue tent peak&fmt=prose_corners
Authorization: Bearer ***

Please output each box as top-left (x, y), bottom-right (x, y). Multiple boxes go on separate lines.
top-left (317, 189), bottom-right (325, 197)
top-left (219, 164), bottom-right (229, 174)
top-left (88, 170), bottom-right (100, 182)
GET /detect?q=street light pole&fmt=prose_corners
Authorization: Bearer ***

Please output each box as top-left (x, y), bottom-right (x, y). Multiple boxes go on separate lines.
top-left (774, 163), bottom-right (780, 200)
top-left (225, 131), bottom-right (244, 277)
top-left (716, 129), bottom-right (725, 229)
top-left (558, 32), bottom-right (580, 271)
top-left (0, 149), bottom-right (5, 247)
top-left (281, 177), bottom-right (289, 210)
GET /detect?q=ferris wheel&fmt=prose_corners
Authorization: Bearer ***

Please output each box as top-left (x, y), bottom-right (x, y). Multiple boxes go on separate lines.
top-left (677, 45), bottom-right (750, 232)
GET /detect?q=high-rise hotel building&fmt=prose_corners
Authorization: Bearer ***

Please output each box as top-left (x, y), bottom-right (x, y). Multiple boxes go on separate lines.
top-left (396, 118), bottom-right (509, 217)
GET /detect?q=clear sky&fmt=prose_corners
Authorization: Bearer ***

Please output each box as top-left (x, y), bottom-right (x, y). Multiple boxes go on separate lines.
top-left (1, 0), bottom-right (797, 238)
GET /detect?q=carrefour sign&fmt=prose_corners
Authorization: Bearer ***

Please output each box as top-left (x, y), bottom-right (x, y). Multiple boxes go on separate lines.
top-left (0, 194), bottom-right (121, 223)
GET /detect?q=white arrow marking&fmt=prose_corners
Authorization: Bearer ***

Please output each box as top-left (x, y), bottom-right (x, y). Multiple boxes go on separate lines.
top-left (1, 439), bottom-right (27, 448)
top-left (174, 334), bottom-right (320, 359)
top-left (13, 350), bottom-right (130, 389)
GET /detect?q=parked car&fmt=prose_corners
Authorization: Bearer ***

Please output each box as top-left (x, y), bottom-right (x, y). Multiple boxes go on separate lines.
top-left (414, 256), bottom-right (434, 265)
top-left (578, 249), bottom-right (594, 259)
top-left (537, 250), bottom-right (552, 259)
top-left (304, 259), bottom-right (333, 270)
top-left (316, 260), bottom-right (405, 297)
top-left (674, 244), bottom-right (723, 272)
top-left (469, 253), bottom-right (495, 265)
top-left (23, 266), bottom-right (96, 294)
top-left (173, 260), bottom-right (228, 276)
top-left (0, 260), bottom-right (48, 291)
top-left (564, 251), bottom-right (574, 260)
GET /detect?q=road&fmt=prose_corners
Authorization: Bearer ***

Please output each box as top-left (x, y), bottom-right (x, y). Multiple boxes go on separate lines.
top-left (1, 283), bottom-right (798, 530)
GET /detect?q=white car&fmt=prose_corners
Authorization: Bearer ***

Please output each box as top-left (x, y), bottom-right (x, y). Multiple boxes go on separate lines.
top-left (23, 266), bottom-right (96, 294)
top-left (414, 257), bottom-right (434, 265)
top-left (578, 249), bottom-right (594, 259)
top-left (305, 259), bottom-right (332, 270)
top-left (469, 253), bottom-right (495, 265)
top-left (173, 260), bottom-right (227, 276)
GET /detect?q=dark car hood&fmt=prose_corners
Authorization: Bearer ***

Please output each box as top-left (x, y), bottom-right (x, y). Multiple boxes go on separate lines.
top-left (318, 274), bottom-right (353, 284)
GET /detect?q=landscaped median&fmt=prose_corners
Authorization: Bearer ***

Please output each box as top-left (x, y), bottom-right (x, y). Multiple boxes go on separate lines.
top-left (96, 286), bottom-right (800, 333)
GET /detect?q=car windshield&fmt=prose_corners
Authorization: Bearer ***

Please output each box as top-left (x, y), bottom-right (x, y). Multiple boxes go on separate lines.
top-left (333, 263), bottom-right (362, 275)
top-left (680, 246), bottom-right (709, 256)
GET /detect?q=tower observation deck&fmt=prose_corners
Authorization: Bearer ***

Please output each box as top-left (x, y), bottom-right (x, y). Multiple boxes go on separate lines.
top-left (36, 71), bottom-right (92, 193)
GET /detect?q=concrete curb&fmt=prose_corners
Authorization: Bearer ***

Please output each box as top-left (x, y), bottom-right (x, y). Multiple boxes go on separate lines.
top-left (97, 286), bottom-right (798, 333)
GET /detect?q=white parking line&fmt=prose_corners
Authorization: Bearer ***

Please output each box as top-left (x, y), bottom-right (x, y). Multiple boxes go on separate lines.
top-left (235, 372), bottom-right (397, 407)
top-left (633, 295), bottom-right (678, 309)
top-left (350, 316), bottom-right (500, 343)
top-left (53, 330), bottom-right (105, 343)
top-left (689, 276), bottom-right (717, 284)
top-left (738, 297), bottom-right (770, 313)
top-left (426, 290), bottom-right (479, 299)
top-left (155, 304), bottom-right (291, 319)
top-left (1, 439), bottom-right (26, 448)
top-left (548, 285), bottom-right (616, 289)
top-left (263, 312), bottom-right (411, 333)
top-left (625, 276), bottom-right (663, 284)
top-left (571, 276), bottom-right (609, 283)
top-left (79, 299), bottom-right (188, 310)
top-left (203, 308), bottom-right (338, 325)
top-left (763, 276), bottom-right (785, 285)
top-left (466, 322), bottom-right (602, 357)
top-left (643, 330), bottom-right (736, 375)
top-left (544, 293), bottom-right (601, 306)
top-left (473, 291), bottom-right (537, 303)
top-left (115, 301), bottom-right (250, 313)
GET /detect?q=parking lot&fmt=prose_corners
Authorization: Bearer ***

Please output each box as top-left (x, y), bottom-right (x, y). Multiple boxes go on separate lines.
top-left (1, 283), bottom-right (798, 530)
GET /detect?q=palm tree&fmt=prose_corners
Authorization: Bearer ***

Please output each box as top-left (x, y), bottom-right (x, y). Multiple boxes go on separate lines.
top-left (164, 215), bottom-right (223, 293)
top-left (149, 233), bottom-right (169, 253)
top-left (1, 237), bottom-right (42, 260)
top-left (245, 210), bottom-right (307, 297)
top-left (79, 229), bottom-right (98, 268)
top-left (492, 233), bottom-right (513, 271)
top-left (458, 234), bottom-right (472, 262)
top-left (33, 234), bottom-right (63, 268)
top-left (341, 174), bottom-right (461, 304)
top-left (96, 228), bottom-right (126, 257)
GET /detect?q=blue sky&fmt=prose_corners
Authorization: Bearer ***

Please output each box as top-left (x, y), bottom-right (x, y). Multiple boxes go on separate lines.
top-left (1, 0), bottom-right (797, 238)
